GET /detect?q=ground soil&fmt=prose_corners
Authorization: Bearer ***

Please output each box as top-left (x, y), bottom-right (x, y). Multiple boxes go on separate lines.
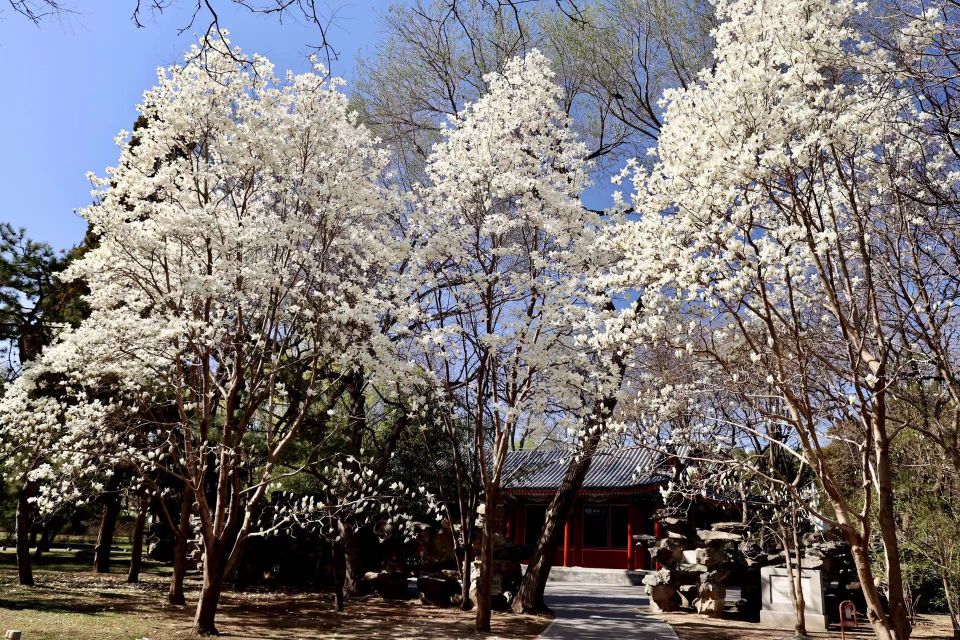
top-left (0, 551), bottom-right (548, 640)
top-left (660, 610), bottom-right (957, 639)
top-left (3, 549), bottom-right (955, 639)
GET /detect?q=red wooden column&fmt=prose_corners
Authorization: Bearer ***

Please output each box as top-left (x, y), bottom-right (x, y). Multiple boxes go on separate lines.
top-left (626, 505), bottom-right (635, 570)
top-left (563, 517), bottom-right (571, 568)
top-left (654, 519), bottom-right (662, 570)
top-left (506, 507), bottom-right (513, 543)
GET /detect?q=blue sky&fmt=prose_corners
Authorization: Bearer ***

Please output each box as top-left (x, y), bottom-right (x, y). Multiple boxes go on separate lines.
top-left (0, 0), bottom-right (395, 250)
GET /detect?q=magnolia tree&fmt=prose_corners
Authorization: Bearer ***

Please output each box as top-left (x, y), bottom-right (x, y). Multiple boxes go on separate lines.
top-left (0, 344), bottom-right (113, 587)
top-left (262, 453), bottom-right (441, 611)
top-left (872, 0), bottom-right (960, 480)
top-left (599, 0), bottom-right (959, 637)
top-left (358, 0), bottom-right (718, 616)
top-left (0, 41), bottom-right (400, 635)
top-left (649, 379), bottom-right (821, 637)
top-left (407, 50), bottom-right (623, 631)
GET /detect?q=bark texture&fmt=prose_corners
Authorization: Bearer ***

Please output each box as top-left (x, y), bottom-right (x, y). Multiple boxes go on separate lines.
top-left (193, 542), bottom-right (225, 636)
top-left (168, 489), bottom-right (192, 606)
top-left (333, 536), bottom-right (347, 612)
top-left (93, 493), bottom-right (122, 574)
top-left (512, 346), bottom-right (624, 615)
top-left (341, 525), bottom-right (365, 597)
top-left (15, 478), bottom-right (38, 587)
top-left (474, 490), bottom-right (496, 632)
top-left (460, 530), bottom-right (474, 611)
top-left (127, 501), bottom-right (148, 584)
top-left (511, 428), bottom-right (603, 614)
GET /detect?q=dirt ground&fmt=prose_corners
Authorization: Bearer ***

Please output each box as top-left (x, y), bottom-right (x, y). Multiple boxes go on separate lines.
top-left (0, 568), bottom-right (549, 640)
top-left (2, 551), bottom-right (955, 639)
top-left (660, 610), bottom-right (957, 639)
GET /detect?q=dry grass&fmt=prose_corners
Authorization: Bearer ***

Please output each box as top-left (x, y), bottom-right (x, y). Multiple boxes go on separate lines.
top-left (0, 562), bottom-right (548, 639)
top-left (660, 610), bottom-right (956, 639)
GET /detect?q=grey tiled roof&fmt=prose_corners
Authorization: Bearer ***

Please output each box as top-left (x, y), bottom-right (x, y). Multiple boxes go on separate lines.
top-left (501, 448), bottom-right (670, 491)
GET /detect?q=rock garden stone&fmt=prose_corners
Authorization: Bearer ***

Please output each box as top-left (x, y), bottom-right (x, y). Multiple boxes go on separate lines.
top-left (418, 574), bottom-right (461, 607)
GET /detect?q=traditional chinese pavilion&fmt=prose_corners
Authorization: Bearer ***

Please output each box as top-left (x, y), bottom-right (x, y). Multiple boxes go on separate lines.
top-left (501, 448), bottom-right (671, 571)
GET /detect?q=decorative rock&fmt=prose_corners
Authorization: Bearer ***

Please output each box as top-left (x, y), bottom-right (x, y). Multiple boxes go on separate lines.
top-left (801, 528), bottom-right (845, 546)
top-left (696, 529), bottom-right (742, 543)
top-left (678, 584), bottom-right (699, 608)
top-left (643, 569), bottom-right (681, 612)
top-left (705, 569), bottom-right (730, 584)
top-left (633, 533), bottom-right (656, 546)
top-left (695, 578), bottom-right (727, 617)
top-left (361, 570), bottom-right (380, 592)
top-left (642, 568), bottom-right (671, 586)
top-left (655, 539), bottom-right (685, 565)
top-left (738, 540), bottom-right (764, 562)
top-left (801, 549), bottom-right (826, 571)
top-left (418, 574), bottom-right (461, 607)
top-left (416, 523), bottom-right (458, 567)
top-left (711, 521), bottom-right (749, 534)
top-left (371, 570), bottom-right (411, 600)
top-left (695, 545), bottom-right (726, 569)
top-left (647, 583), bottom-right (681, 612)
top-left (675, 564), bottom-right (708, 580)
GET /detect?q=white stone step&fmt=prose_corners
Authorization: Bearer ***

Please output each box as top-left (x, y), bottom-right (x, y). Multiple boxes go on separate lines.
top-left (540, 566), bottom-right (651, 586)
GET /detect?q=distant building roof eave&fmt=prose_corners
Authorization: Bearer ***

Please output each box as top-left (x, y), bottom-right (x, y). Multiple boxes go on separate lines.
top-left (500, 448), bottom-right (672, 492)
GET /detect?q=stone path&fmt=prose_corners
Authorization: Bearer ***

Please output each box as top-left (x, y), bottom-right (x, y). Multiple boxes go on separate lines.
top-left (539, 583), bottom-right (679, 640)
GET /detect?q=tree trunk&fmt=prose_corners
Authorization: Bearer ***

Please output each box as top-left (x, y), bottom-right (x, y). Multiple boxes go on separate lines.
top-left (874, 442), bottom-right (912, 640)
top-left (32, 529), bottom-right (44, 561)
top-left (93, 493), bottom-right (122, 574)
top-left (781, 518), bottom-right (807, 637)
top-left (941, 575), bottom-right (960, 639)
top-left (127, 502), bottom-right (148, 584)
top-left (341, 524), bottom-right (364, 597)
top-left (168, 490), bottom-right (192, 606)
top-left (460, 529), bottom-right (474, 611)
top-left (475, 488), bottom-right (497, 632)
top-left (33, 517), bottom-right (59, 560)
top-left (848, 535), bottom-right (900, 640)
top-left (333, 536), bottom-right (347, 612)
top-left (512, 424), bottom-right (604, 614)
top-left (513, 340), bottom-right (625, 615)
top-left (193, 541), bottom-right (225, 636)
top-left (460, 550), bottom-right (473, 611)
top-left (16, 478), bottom-right (37, 587)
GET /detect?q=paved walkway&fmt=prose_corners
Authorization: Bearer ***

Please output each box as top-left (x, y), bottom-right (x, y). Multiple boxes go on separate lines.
top-left (539, 583), bottom-right (679, 640)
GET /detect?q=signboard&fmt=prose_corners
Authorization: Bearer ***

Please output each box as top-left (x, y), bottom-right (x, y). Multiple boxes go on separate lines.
top-left (769, 574), bottom-right (815, 605)
top-left (840, 600), bottom-right (858, 639)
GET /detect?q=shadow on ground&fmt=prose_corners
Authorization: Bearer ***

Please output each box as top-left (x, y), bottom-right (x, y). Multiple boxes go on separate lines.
top-left (0, 568), bottom-right (548, 640)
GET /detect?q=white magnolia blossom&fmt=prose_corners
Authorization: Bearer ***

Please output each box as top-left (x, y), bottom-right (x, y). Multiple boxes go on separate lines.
top-left (7, 3), bottom-right (955, 633)
top-left (601, 0), bottom-right (956, 638)
top-left (408, 50), bottom-right (617, 451)
top-left (0, 39), bottom-right (402, 633)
